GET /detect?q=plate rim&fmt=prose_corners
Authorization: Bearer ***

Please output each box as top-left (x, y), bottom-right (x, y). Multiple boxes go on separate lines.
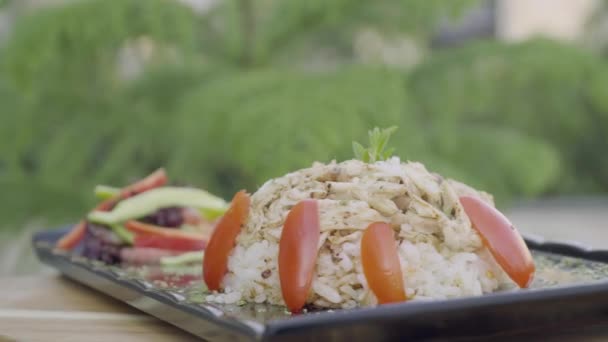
top-left (32, 226), bottom-right (608, 341)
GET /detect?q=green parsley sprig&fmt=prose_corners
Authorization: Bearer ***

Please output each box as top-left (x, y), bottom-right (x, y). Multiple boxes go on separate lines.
top-left (353, 126), bottom-right (398, 163)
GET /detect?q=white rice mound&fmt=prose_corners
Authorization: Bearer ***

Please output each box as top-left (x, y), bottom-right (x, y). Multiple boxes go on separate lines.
top-left (206, 158), bottom-right (512, 309)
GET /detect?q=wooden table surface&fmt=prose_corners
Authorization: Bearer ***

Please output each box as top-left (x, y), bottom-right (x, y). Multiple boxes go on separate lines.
top-left (0, 274), bottom-right (200, 342)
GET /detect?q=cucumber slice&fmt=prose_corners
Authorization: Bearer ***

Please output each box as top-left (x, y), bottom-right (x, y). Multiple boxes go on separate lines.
top-left (110, 224), bottom-right (134, 244)
top-left (160, 251), bottom-right (204, 266)
top-left (88, 187), bottom-right (228, 225)
top-left (94, 185), bottom-right (120, 200)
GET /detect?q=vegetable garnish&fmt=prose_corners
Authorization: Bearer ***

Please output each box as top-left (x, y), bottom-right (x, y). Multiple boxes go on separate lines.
top-left (88, 187), bottom-right (227, 225)
top-left (56, 221), bottom-right (88, 250)
top-left (120, 247), bottom-right (181, 265)
top-left (94, 185), bottom-right (120, 200)
top-left (278, 199), bottom-right (321, 313)
top-left (56, 168), bottom-right (168, 250)
top-left (160, 251), bottom-right (205, 266)
top-left (203, 191), bottom-right (251, 291)
top-left (459, 196), bottom-right (535, 288)
top-left (110, 224), bottom-right (135, 244)
top-left (125, 220), bottom-right (208, 241)
top-left (352, 126), bottom-right (398, 163)
top-left (118, 168), bottom-right (168, 199)
top-left (134, 234), bottom-right (207, 251)
top-left (361, 222), bottom-right (406, 304)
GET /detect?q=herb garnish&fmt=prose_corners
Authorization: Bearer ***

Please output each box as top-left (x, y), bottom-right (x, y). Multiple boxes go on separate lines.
top-left (352, 126), bottom-right (397, 162)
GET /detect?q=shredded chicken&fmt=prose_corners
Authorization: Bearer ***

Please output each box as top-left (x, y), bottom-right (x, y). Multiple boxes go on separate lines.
top-left (225, 157), bottom-right (503, 308)
top-left (238, 158), bottom-right (492, 251)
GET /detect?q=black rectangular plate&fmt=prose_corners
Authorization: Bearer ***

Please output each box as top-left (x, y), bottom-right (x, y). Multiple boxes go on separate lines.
top-left (33, 227), bottom-right (608, 341)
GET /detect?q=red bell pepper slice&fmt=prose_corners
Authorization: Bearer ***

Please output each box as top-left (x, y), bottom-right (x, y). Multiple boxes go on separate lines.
top-left (56, 221), bottom-right (88, 250)
top-left (125, 220), bottom-right (208, 241)
top-left (134, 234), bottom-right (207, 251)
top-left (118, 168), bottom-right (168, 199)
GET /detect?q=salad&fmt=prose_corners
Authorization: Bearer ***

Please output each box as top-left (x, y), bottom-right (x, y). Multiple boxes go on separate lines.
top-left (56, 169), bottom-right (227, 266)
top-left (56, 128), bottom-right (535, 315)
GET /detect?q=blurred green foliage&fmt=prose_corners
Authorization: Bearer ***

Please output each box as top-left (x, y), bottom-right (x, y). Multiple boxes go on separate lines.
top-left (172, 67), bottom-right (414, 197)
top-left (250, 0), bottom-right (475, 65)
top-left (409, 40), bottom-right (608, 193)
top-left (0, 0), bottom-right (605, 229)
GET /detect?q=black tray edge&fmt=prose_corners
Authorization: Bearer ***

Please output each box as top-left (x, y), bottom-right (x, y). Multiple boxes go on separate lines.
top-left (32, 227), bottom-right (608, 341)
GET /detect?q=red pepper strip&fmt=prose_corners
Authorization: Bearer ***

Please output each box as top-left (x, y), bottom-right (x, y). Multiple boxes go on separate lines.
top-left (119, 168), bottom-right (168, 199)
top-left (125, 220), bottom-right (208, 241)
top-left (56, 168), bottom-right (168, 250)
top-left (134, 234), bottom-right (207, 251)
top-left (96, 197), bottom-right (117, 211)
top-left (56, 197), bottom-right (121, 249)
top-left (56, 221), bottom-right (88, 250)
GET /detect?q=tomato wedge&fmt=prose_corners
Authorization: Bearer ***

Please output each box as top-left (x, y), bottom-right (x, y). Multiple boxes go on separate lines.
top-left (361, 222), bottom-right (406, 304)
top-left (56, 168), bottom-right (168, 250)
top-left (203, 191), bottom-right (250, 291)
top-left (459, 196), bottom-right (535, 288)
top-left (278, 199), bottom-right (320, 313)
top-left (125, 220), bottom-right (207, 241)
top-left (134, 234), bottom-right (207, 251)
